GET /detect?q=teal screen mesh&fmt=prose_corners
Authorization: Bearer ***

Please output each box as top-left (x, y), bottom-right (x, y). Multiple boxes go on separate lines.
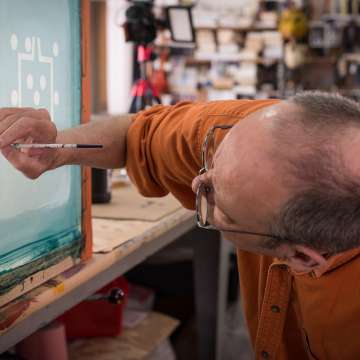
top-left (0, 0), bottom-right (82, 287)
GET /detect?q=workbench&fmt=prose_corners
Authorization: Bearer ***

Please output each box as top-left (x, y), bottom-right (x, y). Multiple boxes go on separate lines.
top-left (0, 184), bottom-right (231, 360)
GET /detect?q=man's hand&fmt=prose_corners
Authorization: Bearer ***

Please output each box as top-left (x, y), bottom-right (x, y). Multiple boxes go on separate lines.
top-left (0, 108), bottom-right (57, 179)
top-left (0, 108), bottom-right (132, 176)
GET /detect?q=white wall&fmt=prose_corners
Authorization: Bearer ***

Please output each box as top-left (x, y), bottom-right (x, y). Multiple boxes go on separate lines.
top-left (106, 0), bottom-right (133, 114)
top-left (105, 0), bottom-right (264, 113)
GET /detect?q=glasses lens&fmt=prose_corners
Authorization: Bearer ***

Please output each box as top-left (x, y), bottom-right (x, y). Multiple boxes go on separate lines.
top-left (196, 183), bottom-right (208, 227)
top-left (203, 125), bottom-right (233, 171)
top-left (204, 132), bottom-right (215, 171)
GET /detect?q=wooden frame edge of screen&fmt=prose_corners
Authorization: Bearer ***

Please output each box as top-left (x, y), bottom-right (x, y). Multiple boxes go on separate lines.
top-left (81, 0), bottom-right (93, 260)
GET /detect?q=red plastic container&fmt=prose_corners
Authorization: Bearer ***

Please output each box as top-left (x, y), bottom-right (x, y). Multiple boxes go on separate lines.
top-left (58, 277), bottom-right (128, 339)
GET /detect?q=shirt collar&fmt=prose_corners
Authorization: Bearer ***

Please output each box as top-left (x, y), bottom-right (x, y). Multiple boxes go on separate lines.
top-left (272, 247), bottom-right (360, 278)
top-left (312, 247), bottom-right (360, 277)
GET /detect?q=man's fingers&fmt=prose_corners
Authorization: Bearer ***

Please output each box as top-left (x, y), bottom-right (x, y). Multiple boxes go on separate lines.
top-left (0, 113), bottom-right (29, 136)
top-left (0, 117), bottom-right (43, 148)
top-left (0, 108), bottom-right (34, 122)
top-left (0, 108), bottom-right (54, 148)
top-left (1, 145), bottom-right (13, 158)
top-left (35, 108), bottom-right (50, 117)
top-left (0, 107), bottom-right (33, 112)
top-left (26, 148), bottom-right (47, 157)
top-left (0, 108), bottom-right (54, 179)
top-left (0, 108), bottom-right (50, 124)
top-left (0, 109), bottom-right (50, 136)
top-left (1, 146), bottom-right (42, 179)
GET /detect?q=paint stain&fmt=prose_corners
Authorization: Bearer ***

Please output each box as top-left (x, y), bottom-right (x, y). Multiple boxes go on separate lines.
top-left (53, 283), bottom-right (65, 295)
top-left (0, 298), bottom-right (31, 330)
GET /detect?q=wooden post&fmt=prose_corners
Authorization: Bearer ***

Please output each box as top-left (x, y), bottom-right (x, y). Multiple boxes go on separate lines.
top-left (81, 0), bottom-right (93, 260)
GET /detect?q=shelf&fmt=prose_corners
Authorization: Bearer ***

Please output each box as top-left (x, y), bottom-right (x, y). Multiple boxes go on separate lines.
top-left (186, 54), bottom-right (280, 66)
top-left (68, 312), bottom-right (179, 360)
top-left (195, 24), bottom-right (278, 32)
top-left (194, 52), bottom-right (257, 62)
top-left (154, 41), bottom-right (196, 49)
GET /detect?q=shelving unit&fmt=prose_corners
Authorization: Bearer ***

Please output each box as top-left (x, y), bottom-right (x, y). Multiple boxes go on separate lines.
top-left (151, 1), bottom-right (360, 103)
top-left (153, 6), bottom-right (284, 102)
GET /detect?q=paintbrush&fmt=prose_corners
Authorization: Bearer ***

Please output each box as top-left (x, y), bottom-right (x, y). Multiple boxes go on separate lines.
top-left (11, 143), bottom-right (103, 149)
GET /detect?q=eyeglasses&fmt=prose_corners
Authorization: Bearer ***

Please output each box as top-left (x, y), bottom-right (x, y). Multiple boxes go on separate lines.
top-left (195, 124), bottom-right (284, 241)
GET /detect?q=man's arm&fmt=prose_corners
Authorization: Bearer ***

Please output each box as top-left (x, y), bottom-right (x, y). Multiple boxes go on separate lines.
top-left (54, 114), bottom-right (133, 169)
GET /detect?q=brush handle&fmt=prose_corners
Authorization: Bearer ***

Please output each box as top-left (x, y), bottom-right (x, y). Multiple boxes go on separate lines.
top-left (11, 143), bottom-right (103, 149)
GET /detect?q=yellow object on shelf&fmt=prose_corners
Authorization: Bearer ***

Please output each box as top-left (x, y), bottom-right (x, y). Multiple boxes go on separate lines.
top-left (279, 8), bottom-right (308, 40)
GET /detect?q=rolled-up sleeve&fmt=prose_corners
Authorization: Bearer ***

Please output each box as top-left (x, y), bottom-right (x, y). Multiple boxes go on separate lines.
top-left (126, 102), bottom-right (206, 209)
top-left (125, 99), bottom-right (279, 209)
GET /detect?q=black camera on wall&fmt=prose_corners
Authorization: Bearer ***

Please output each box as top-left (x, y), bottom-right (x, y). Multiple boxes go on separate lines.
top-left (123, 0), bottom-right (195, 45)
top-left (123, 0), bottom-right (158, 45)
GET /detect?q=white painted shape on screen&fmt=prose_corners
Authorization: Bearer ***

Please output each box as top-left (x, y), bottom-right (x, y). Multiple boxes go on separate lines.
top-left (0, 34), bottom-right (69, 220)
top-left (26, 73), bottom-right (33, 90)
top-left (25, 37), bottom-right (32, 52)
top-left (10, 33), bottom-right (18, 51)
top-left (11, 90), bottom-right (18, 106)
top-left (52, 42), bottom-right (59, 57)
top-left (40, 74), bottom-right (47, 90)
top-left (54, 91), bottom-right (59, 106)
top-left (33, 90), bottom-right (40, 105)
top-left (12, 36), bottom-right (58, 120)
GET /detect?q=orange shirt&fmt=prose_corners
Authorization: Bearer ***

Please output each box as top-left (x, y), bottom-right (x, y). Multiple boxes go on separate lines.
top-left (126, 100), bottom-right (360, 360)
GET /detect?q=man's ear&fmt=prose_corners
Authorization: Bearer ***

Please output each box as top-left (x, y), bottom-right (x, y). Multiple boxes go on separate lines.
top-left (285, 244), bottom-right (327, 273)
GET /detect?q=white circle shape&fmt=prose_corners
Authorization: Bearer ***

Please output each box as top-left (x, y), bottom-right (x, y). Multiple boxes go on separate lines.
top-left (25, 37), bottom-right (32, 52)
top-left (10, 34), bottom-right (18, 50)
top-left (11, 90), bottom-right (18, 106)
top-left (40, 75), bottom-right (47, 90)
top-left (26, 74), bottom-right (34, 90)
top-left (33, 91), bottom-right (40, 106)
top-left (52, 42), bottom-right (59, 57)
top-left (54, 91), bottom-right (60, 106)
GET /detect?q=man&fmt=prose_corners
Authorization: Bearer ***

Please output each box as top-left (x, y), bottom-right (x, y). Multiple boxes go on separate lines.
top-left (1, 91), bottom-right (360, 359)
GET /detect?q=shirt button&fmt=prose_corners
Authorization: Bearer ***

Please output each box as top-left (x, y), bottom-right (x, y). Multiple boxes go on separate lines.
top-left (261, 350), bottom-right (270, 358)
top-left (271, 305), bottom-right (280, 313)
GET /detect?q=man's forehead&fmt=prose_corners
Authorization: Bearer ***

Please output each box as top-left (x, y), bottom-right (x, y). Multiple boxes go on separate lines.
top-left (212, 148), bottom-right (240, 209)
top-left (210, 102), bottom-right (292, 221)
top-left (211, 121), bottom-right (248, 201)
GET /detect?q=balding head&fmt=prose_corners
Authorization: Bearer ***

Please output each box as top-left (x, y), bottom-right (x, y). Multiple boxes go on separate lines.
top-left (211, 91), bottom-right (360, 255)
top-left (212, 101), bottom-right (292, 232)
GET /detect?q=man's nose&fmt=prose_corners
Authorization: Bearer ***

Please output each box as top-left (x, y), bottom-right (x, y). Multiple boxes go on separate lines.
top-left (192, 172), bottom-right (212, 193)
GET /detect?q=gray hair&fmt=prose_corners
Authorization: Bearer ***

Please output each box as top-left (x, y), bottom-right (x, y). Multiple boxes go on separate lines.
top-left (269, 91), bottom-right (360, 254)
top-left (290, 90), bottom-right (360, 128)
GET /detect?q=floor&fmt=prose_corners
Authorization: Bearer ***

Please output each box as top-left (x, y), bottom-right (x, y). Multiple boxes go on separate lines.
top-left (173, 298), bottom-right (253, 360)
top-left (126, 255), bottom-right (254, 360)
top-left (221, 299), bottom-right (253, 360)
